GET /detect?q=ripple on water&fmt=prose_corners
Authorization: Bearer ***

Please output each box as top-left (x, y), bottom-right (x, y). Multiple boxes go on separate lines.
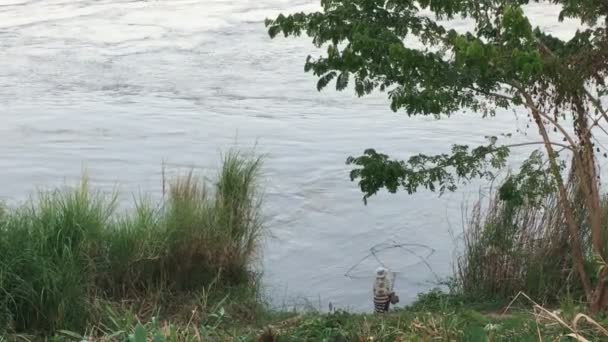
top-left (0, 0), bottom-right (591, 312)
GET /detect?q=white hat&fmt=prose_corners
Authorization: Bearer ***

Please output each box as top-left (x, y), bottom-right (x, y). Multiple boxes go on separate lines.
top-left (375, 266), bottom-right (387, 278)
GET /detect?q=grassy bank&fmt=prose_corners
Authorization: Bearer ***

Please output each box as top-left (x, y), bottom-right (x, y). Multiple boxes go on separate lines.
top-left (0, 152), bottom-right (264, 335)
top-left (35, 290), bottom-right (608, 341)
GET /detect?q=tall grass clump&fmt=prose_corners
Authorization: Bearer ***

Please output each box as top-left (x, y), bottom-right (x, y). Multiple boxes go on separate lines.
top-left (160, 152), bottom-right (263, 290)
top-left (0, 179), bottom-right (117, 332)
top-left (456, 174), bottom-right (595, 304)
top-left (0, 152), bottom-right (264, 334)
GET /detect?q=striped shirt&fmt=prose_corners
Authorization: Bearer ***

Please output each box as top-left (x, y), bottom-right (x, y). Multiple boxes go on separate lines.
top-left (374, 294), bottom-right (390, 313)
top-left (373, 276), bottom-right (392, 313)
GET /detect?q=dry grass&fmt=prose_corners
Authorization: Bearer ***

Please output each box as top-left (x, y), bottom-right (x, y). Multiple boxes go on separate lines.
top-left (456, 179), bottom-right (591, 303)
top-left (504, 291), bottom-right (608, 341)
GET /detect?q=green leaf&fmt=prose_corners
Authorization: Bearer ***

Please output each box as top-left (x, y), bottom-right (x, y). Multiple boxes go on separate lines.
top-left (336, 72), bottom-right (349, 91)
top-left (58, 330), bottom-right (84, 340)
top-left (132, 324), bottom-right (147, 342)
top-left (304, 55), bottom-right (313, 72)
top-left (169, 325), bottom-right (178, 340)
top-left (317, 72), bottom-right (337, 91)
top-left (267, 25), bottom-right (281, 38)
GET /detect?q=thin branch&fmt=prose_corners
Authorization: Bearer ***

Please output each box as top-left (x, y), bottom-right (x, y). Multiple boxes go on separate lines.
top-left (511, 80), bottom-right (579, 149)
top-left (593, 121), bottom-right (608, 137)
top-left (505, 141), bottom-right (573, 151)
top-left (586, 108), bottom-right (608, 151)
top-left (534, 36), bottom-right (608, 134)
top-left (540, 146), bottom-right (571, 170)
top-left (468, 86), bottom-right (516, 102)
top-left (537, 111), bottom-right (578, 147)
top-left (593, 135), bottom-right (608, 153)
top-left (583, 86), bottom-right (608, 128)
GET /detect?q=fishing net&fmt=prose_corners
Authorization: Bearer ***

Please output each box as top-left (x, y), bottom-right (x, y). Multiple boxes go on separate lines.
top-left (344, 239), bottom-right (440, 283)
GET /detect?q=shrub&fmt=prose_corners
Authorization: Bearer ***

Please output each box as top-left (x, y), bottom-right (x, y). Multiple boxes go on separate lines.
top-left (456, 176), bottom-right (592, 303)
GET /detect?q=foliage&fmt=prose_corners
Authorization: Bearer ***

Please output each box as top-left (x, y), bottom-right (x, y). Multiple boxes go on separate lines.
top-left (347, 142), bottom-right (509, 203)
top-left (0, 152), bottom-right (264, 334)
top-left (497, 150), bottom-right (561, 207)
top-left (459, 178), bottom-right (580, 303)
top-left (454, 153), bottom-right (608, 304)
top-left (266, 0), bottom-right (608, 310)
top-left (266, 0), bottom-right (608, 118)
top-left (264, 0), bottom-right (603, 203)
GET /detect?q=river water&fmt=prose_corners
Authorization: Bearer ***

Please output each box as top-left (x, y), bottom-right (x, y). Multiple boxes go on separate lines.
top-left (0, 0), bottom-right (584, 311)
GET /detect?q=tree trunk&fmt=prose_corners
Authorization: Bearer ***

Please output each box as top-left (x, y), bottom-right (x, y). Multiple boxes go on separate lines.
top-left (522, 91), bottom-right (594, 301)
top-left (574, 97), bottom-right (608, 313)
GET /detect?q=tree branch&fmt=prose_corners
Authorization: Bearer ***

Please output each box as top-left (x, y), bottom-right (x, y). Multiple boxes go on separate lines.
top-left (534, 36), bottom-right (608, 135)
top-left (584, 87), bottom-right (608, 129)
top-left (509, 81), bottom-right (579, 149)
top-left (468, 86), bottom-right (516, 102)
top-left (516, 83), bottom-right (594, 300)
top-left (505, 141), bottom-right (573, 151)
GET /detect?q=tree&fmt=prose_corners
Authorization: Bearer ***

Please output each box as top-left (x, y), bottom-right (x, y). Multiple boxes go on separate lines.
top-left (266, 0), bottom-right (608, 312)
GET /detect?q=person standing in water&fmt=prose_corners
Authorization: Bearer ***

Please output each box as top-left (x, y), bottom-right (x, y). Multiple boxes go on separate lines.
top-left (373, 266), bottom-right (398, 313)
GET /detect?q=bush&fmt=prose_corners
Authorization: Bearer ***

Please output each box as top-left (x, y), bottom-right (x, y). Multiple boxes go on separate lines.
top-left (456, 175), bottom-right (593, 304)
top-left (0, 152), bottom-right (264, 333)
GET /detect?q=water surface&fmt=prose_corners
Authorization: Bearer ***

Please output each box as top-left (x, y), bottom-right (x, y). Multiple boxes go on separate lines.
top-left (0, 0), bottom-right (584, 311)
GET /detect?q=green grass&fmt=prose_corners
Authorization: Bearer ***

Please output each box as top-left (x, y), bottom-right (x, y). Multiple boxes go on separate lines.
top-left (40, 297), bottom-right (608, 342)
top-left (0, 151), bottom-right (264, 335)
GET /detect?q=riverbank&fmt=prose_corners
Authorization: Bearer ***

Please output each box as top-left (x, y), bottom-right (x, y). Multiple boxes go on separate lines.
top-left (29, 290), bottom-right (608, 341)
